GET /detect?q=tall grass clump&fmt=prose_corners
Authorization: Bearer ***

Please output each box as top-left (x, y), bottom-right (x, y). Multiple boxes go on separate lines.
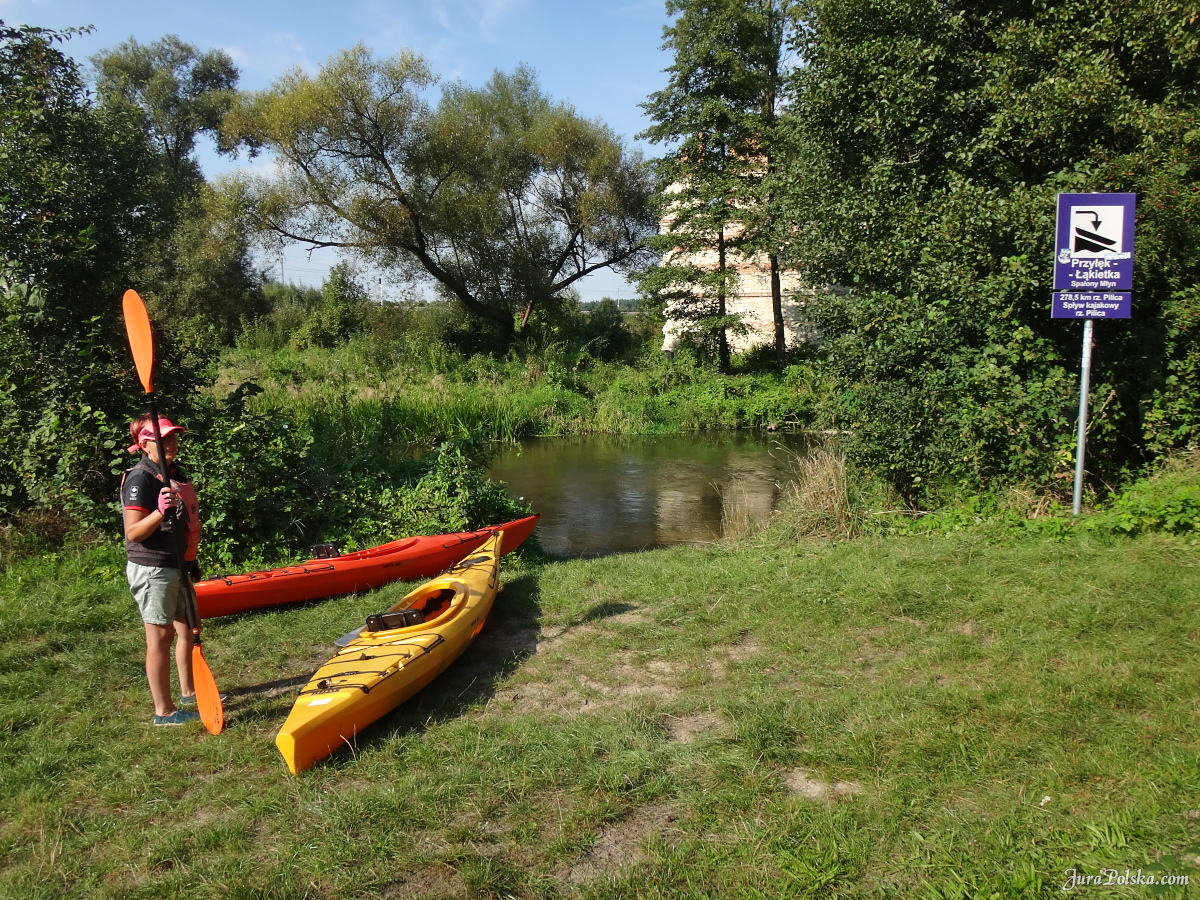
top-left (773, 443), bottom-right (876, 540)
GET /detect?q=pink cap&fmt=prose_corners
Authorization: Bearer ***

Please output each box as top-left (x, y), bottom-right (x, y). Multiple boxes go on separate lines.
top-left (127, 418), bottom-right (186, 453)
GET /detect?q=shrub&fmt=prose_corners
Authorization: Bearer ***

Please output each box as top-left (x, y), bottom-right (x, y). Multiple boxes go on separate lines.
top-left (183, 385), bottom-right (529, 569)
top-left (290, 264), bottom-right (367, 350)
top-left (1094, 451), bottom-right (1200, 537)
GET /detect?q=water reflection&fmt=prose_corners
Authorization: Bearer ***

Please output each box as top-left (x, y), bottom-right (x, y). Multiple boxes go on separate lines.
top-left (488, 433), bottom-right (806, 557)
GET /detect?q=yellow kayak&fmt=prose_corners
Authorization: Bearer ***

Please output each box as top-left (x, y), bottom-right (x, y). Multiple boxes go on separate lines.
top-left (276, 532), bottom-right (502, 774)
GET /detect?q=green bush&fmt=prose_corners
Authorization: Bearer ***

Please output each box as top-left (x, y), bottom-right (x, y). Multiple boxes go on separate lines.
top-left (290, 264), bottom-right (367, 350)
top-left (1095, 455), bottom-right (1200, 537)
top-left (237, 281), bottom-right (319, 351)
top-left (862, 451), bottom-right (1200, 541)
top-left (183, 384), bottom-right (529, 569)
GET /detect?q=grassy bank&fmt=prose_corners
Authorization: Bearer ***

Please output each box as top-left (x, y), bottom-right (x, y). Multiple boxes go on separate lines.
top-left (2, 528), bottom-right (1198, 897)
top-left (216, 338), bottom-right (821, 445)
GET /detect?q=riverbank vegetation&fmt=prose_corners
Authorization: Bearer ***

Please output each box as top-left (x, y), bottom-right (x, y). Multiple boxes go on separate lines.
top-left (767, 441), bottom-right (1200, 551)
top-left (223, 285), bottom-right (817, 437)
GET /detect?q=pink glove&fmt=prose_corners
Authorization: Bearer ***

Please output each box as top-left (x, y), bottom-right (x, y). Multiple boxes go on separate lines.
top-left (157, 486), bottom-right (178, 515)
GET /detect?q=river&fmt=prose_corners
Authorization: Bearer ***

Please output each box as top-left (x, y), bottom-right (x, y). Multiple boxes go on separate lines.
top-left (488, 433), bottom-right (807, 557)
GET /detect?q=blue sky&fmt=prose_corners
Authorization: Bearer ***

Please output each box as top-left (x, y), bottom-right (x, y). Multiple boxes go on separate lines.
top-left (1, 0), bottom-right (672, 298)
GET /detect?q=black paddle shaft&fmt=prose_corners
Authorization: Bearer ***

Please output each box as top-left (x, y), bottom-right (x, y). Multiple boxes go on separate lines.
top-left (144, 393), bottom-right (203, 643)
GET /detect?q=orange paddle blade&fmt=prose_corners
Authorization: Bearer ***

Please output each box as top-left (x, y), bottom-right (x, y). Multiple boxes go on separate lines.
top-left (191, 646), bottom-right (225, 735)
top-left (122, 289), bottom-right (155, 393)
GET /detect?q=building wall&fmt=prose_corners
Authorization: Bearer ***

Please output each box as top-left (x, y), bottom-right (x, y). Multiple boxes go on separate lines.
top-left (658, 215), bottom-right (811, 354)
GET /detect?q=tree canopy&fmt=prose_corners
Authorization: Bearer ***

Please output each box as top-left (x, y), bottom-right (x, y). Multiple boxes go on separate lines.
top-left (224, 48), bottom-right (658, 339)
top-left (92, 35), bottom-right (243, 184)
top-left (0, 24), bottom-right (264, 521)
top-left (91, 34), bottom-right (264, 345)
top-left (0, 22), bottom-right (166, 515)
top-left (778, 0), bottom-right (1200, 499)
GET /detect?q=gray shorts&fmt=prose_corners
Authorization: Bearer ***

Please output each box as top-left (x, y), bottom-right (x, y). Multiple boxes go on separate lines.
top-left (126, 562), bottom-right (187, 626)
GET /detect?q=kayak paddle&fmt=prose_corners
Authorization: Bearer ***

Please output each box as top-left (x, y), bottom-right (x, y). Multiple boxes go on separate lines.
top-left (122, 289), bottom-right (225, 735)
top-left (334, 625), bottom-right (365, 648)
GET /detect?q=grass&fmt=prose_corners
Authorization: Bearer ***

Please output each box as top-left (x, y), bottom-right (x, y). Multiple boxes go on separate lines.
top-left (2, 530), bottom-right (1199, 898)
top-left (214, 338), bottom-right (821, 446)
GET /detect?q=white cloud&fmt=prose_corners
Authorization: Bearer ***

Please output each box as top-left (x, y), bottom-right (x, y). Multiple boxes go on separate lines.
top-left (428, 0), bottom-right (528, 43)
top-left (223, 31), bottom-right (317, 87)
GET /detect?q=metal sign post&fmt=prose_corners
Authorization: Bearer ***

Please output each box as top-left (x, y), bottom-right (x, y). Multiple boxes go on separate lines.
top-left (1072, 319), bottom-right (1094, 515)
top-left (1052, 193), bottom-right (1136, 515)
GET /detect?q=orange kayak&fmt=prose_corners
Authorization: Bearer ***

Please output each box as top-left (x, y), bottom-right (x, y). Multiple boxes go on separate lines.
top-left (194, 514), bottom-right (538, 618)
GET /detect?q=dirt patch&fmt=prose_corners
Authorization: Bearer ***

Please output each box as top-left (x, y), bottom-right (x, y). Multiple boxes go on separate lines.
top-left (605, 607), bottom-right (650, 625)
top-left (707, 635), bottom-right (762, 678)
top-left (952, 620), bottom-right (994, 645)
top-left (783, 768), bottom-right (863, 802)
top-left (580, 662), bottom-right (680, 700)
top-left (188, 805), bottom-right (232, 828)
top-left (664, 713), bottom-right (723, 744)
top-left (853, 628), bottom-right (911, 670)
top-left (726, 636), bottom-right (762, 661)
top-left (476, 623), bottom-right (598, 658)
top-left (489, 680), bottom-right (598, 717)
top-left (489, 658), bottom-right (681, 718)
top-left (562, 802), bottom-right (679, 885)
top-left (379, 863), bottom-right (465, 899)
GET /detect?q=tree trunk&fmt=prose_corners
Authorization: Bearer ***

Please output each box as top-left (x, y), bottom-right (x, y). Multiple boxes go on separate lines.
top-left (717, 226), bottom-right (730, 373)
top-left (770, 252), bottom-right (785, 363)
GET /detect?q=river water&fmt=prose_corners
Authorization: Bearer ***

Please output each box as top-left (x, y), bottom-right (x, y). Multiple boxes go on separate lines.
top-left (488, 433), bottom-right (807, 557)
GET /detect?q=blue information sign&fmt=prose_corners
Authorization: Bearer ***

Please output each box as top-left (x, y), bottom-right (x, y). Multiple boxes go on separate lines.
top-left (1053, 193), bottom-right (1136, 292)
top-left (1051, 193), bottom-right (1137, 517)
top-left (1052, 292), bottom-right (1131, 319)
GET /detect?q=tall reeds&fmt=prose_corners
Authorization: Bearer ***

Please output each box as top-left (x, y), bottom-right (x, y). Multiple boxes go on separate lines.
top-left (776, 442), bottom-right (869, 540)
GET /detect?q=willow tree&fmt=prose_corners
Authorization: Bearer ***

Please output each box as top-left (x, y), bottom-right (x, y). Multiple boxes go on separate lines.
top-left (224, 48), bottom-right (657, 340)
